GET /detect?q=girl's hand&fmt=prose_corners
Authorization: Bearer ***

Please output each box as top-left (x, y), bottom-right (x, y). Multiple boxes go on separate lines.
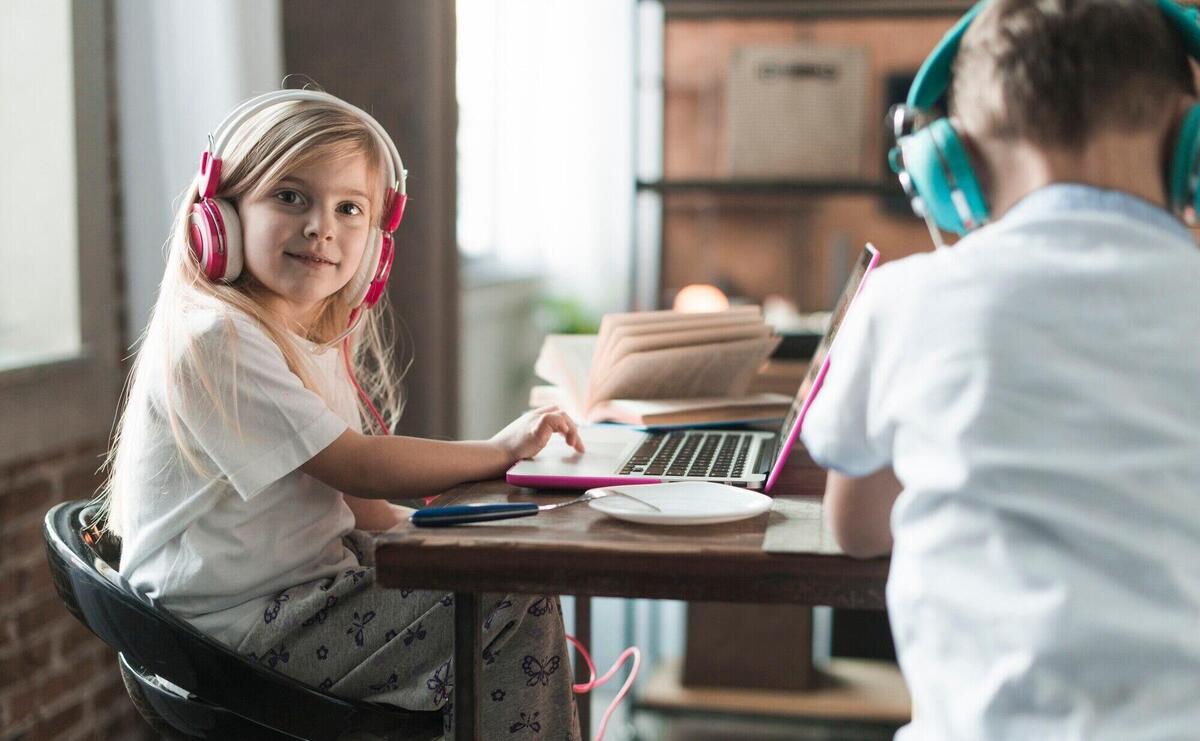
top-left (490, 406), bottom-right (585, 463)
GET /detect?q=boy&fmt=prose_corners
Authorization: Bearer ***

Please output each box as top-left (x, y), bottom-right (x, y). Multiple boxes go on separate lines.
top-left (801, 1), bottom-right (1200, 738)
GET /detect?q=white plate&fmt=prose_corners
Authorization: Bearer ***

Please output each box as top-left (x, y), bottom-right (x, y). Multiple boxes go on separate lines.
top-left (586, 482), bottom-right (772, 526)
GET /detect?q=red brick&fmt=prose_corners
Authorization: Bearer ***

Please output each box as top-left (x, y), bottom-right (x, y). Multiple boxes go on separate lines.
top-left (61, 459), bottom-right (107, 505)
top-left (90, 672), bottom-right (129, 710)
top-left (0, 633), bottom-right (53, 679)
top-left (16, 595), bottom-right (74, 641)
top-left (56, 620), bottom-right (105, 662)
top-left (0, 558), bottom-right (49, 608)
top-left (0, 479), bottom-right (54, 531)
top-left (30, 698), bottom-right (84, 740)
top-left (1, 516), bottom-right (48, 572)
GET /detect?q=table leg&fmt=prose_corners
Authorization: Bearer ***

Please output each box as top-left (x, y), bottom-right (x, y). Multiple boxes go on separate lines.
top-left (454, 591), bottom-right (482, 741)
top-left (574, 596), bottom-right (592, 740)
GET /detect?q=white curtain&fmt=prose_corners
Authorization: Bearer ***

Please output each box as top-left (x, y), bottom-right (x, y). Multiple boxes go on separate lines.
top-left (115, 0), bottom-right (283, 340)
top-left (457, 0), bottom-right (635, 316)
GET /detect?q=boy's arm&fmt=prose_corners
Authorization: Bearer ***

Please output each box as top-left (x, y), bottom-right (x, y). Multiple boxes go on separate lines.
top-left (823, 466), bottom-right (902, 559)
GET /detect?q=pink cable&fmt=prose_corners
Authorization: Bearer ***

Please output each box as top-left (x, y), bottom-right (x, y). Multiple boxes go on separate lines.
top-left (566, 634), bottom-right (641, 741)
top-left (342, 337), bottom-right (389, 436)
top-left (341, 336), bottom-right (440, 506)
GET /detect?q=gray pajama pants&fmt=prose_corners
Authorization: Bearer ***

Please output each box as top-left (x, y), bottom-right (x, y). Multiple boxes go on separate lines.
top-left (237, 532), bottom-right (581, 740)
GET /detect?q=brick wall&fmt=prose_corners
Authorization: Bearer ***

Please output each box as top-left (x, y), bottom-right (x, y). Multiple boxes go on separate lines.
top-left (0, 449), bottom-right (153, 741)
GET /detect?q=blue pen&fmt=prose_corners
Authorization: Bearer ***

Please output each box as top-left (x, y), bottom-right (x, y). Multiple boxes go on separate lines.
top-left (410, 489), bottom-right (661, 527)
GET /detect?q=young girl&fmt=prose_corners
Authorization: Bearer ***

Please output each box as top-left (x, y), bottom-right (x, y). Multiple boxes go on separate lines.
top-left (100, 89), bottom-right (584, 739)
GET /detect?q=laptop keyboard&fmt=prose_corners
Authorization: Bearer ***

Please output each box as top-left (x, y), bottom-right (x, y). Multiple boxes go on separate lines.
top-left (618, 431), bottom-right (753, 478)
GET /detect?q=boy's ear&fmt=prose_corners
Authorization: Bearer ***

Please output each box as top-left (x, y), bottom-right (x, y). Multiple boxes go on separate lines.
top-left (951, 119), bottom-right (993, 204)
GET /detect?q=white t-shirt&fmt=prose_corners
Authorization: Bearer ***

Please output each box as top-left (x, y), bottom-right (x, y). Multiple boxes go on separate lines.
top-left (116, 306), bottom-right (360, 647)
top-left (801, 185), bottom-right (1200, 740)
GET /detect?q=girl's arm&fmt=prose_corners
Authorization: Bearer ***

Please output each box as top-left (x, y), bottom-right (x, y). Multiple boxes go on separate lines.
top-left (822, 466), bottom-right (902, 559)
top-left (342, 495), bottom-right (414, 531)
top-left (302, 406), bottom-right (583, 500)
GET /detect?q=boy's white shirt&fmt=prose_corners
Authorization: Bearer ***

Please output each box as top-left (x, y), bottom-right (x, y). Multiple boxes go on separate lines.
top-left (802, 188), bottom-right (1200, 740)
top-left (117, 308), bottom-right (360, 647)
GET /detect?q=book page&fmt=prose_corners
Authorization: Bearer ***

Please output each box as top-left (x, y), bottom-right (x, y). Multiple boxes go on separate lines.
top-left (532, 334), bottom-right (597, 415)
top-left (589, 311), bottom-right (765, 395)
top-left (591, 324), bottom-right (772, 401)
top-left (588, 394), bottom-right (792, 425)
top-left (587, 335), bottom-right (781, 408)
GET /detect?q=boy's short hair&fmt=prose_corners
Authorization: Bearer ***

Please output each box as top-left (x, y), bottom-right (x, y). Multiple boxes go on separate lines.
top-left (951, 0), bottom-right (1197, 147)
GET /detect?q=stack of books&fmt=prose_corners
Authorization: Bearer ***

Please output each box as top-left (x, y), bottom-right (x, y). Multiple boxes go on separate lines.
top-left (530, 306), bottom-right (792, 428)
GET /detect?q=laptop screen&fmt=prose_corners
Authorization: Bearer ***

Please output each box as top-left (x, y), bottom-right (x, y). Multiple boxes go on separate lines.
top-left (765, 243), bottom-right (879, 491)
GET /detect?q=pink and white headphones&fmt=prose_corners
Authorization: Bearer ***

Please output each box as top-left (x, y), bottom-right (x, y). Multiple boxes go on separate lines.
top-left (187, 89), bottom-right (408, 313)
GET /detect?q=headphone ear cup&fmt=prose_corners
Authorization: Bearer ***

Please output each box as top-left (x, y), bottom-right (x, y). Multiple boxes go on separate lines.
top-left (345, 227), bottom-right (384, 308)
top-left (1167, 103), bottom-right (1200, 216)
top-left (214, 199), bottom-right (242, 281)
top-left (900, 118), bottom-right (990, 235)
top-left (187, 197), bottom-right (243, 282)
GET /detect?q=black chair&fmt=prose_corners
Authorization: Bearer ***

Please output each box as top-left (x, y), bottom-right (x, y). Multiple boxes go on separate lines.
top-left (43, 500), bottom-right (444, 741)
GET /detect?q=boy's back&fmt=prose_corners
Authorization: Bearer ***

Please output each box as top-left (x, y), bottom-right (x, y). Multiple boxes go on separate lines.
top-left (804, 184), bottom-right (1200, 738)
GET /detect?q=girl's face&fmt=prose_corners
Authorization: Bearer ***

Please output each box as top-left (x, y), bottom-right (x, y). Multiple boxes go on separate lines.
top-left (238, 151), bottom-right (376, 327)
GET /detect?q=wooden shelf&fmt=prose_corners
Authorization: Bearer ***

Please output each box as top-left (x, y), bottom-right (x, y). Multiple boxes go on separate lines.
top-left (636, 657), bottom-right (911, 724)
top-left (637, 178), bottom-right (888, 195)
top-left (654, 0), bottom-right (972, 19)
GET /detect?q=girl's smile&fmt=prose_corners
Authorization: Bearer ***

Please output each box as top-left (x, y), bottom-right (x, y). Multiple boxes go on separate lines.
top-left (284, 251), bottom-right (339, 268)
top-left (237, 151), bottom-right (378, 327)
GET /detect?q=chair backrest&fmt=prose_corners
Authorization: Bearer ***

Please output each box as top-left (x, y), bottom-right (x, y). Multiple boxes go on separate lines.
top-left (43, 500), bottom-right (443, 741)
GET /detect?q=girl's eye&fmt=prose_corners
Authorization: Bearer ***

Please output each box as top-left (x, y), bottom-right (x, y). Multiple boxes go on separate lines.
top-left (275, 190), bottom-right (302, 205)
top-left (339, 203), bottom-right (364, 216)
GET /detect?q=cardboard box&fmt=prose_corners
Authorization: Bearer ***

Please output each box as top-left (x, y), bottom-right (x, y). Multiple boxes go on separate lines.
top-left (683, 603), bottom-right (816, 691)
top-left (727, 44), bottom-right (869, 179)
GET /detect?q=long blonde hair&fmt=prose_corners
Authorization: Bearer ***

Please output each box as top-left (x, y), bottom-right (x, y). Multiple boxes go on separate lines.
top-left (99, 98), bottom-right (408, 537)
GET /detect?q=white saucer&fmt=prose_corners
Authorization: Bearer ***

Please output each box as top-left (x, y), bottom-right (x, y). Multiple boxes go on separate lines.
top-left (587, 482), bottom-right (772, 526)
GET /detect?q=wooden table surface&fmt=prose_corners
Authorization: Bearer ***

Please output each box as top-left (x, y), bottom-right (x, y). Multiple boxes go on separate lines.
top-left (375, 448), bottom-right (888, 609)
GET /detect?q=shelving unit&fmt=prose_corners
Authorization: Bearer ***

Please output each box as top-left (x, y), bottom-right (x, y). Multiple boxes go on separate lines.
top-left (631, 0), bottom-right (973, 311)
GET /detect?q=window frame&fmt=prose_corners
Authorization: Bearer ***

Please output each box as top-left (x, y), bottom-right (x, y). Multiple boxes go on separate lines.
top-left (0, 0), bottom-right (122, 466)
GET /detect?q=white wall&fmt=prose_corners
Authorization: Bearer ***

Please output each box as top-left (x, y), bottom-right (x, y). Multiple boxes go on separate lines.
top-left (114, 0), bottom-right (283, 341)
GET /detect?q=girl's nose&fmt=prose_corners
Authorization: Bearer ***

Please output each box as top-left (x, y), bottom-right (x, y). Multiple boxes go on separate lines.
top-left (304, 214), bottom-right (335, 242)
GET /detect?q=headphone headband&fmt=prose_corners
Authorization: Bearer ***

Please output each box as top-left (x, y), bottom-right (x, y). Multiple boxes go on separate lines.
top-left (190, 89), bottom-right (407, 309)
top-left (907, 0), bottom-right (1200, 112)
top-left (205, 89), bottom-right (407, 200)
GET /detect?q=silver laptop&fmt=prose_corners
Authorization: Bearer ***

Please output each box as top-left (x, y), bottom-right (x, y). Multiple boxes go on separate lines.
top-left (507, 244), bottom-right (879, 493)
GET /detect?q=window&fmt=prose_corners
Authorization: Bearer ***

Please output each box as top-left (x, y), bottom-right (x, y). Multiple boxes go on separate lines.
top-left (0, 0), bottom-right (121, 464)
top-left (0, 2), bottom-right (80, 370)
top-left (454, 0), bottom-right (635, 314)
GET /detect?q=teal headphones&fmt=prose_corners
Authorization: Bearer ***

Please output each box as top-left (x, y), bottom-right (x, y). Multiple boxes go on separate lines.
top-left (890, 0), bottom-right (1200, 235)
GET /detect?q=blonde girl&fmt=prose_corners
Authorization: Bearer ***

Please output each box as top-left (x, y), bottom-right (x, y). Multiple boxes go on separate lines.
top-left (100, 89), bottom-right (583, 739)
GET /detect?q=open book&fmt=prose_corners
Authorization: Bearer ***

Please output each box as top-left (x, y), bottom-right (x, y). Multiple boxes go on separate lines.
top-left (531, 306), bottom-right (790, 427)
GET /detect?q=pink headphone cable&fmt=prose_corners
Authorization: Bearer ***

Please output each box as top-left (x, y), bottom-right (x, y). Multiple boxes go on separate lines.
top-left (342, 336), bottom-right (390, 436)
top-left (566, 635), bottom-right (641, 741)
top-left (341, 334), bottom-right (441, 506)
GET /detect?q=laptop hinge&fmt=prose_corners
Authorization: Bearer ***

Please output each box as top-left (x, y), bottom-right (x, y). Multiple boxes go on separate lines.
top-left (753, 436), bottom-right (778, 475)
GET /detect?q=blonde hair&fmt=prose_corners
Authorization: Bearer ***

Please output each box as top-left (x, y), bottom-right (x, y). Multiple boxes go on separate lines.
top-left (99, 97), bottom-right (408, 537)
top-left (952, 0), bottom-right (1196, 147)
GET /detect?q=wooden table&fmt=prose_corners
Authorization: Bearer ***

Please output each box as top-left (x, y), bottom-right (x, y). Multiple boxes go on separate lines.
top-left (375, 449), bottom-right (889, 740)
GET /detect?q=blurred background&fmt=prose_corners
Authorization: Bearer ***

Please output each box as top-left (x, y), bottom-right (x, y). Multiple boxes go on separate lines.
top-left (0, 1), bottom-right (971, 738)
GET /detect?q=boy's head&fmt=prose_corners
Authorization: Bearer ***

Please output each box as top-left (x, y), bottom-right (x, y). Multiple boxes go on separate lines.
top-left (894, 0), bottom-right (1200, 235)
top-left (951, 0), bottom-right (1196, 148)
